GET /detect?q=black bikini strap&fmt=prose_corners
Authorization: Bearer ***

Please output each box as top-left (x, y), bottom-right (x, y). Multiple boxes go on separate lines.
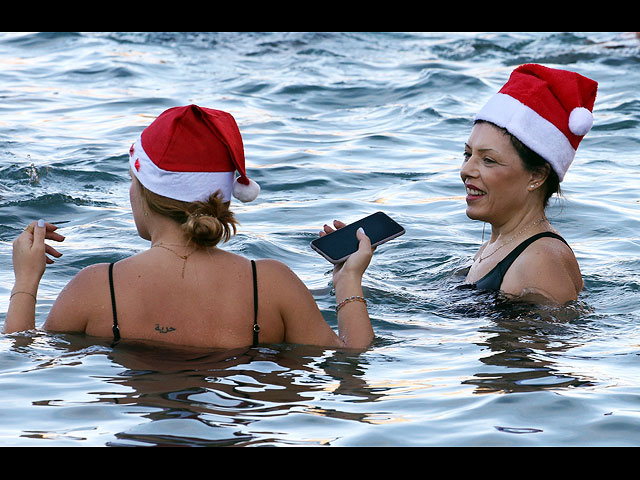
top-left (251, 260), bottom-right (260, 347)
top-left (506, 232), bottom-right (569, 261)
top-left (108, 263), bottom-right (121, 343)
top-left (494, 231), bottom-right (569, 282)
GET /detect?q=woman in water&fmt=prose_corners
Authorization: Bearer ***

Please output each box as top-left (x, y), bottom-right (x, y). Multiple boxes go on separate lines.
top-left (461, 64), bottom-right (598, 304)
top-left (5, 105), bottom-right (374, 349)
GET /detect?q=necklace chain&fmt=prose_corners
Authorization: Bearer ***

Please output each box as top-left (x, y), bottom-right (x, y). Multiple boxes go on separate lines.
top-left (478, 217), bottom-right (548, 263)
top-left (151, 243), bottom-right (196, 279)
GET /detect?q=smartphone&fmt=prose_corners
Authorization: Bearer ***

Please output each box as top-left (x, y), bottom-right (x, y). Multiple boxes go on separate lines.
top-left (310, 211), bottom-right (405, 264)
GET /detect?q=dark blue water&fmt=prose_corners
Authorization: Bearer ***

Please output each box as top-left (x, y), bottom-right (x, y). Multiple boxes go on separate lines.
top-left (1, 32), bottom-right (639, 446)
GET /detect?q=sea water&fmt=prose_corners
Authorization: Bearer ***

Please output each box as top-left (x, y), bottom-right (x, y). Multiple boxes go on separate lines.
top-left (1, 32), bottom-right (639, 446)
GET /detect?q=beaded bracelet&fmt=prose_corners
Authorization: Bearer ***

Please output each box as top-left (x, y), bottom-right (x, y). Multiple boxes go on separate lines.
top-left (335, 295), bottom-right (366, 313)
top-left (10, 291), bottom-right (37, 302)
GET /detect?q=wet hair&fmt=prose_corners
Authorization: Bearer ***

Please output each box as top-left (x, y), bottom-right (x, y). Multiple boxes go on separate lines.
top-left (134, 176), bottom-right (238, 248)
top-left (474, 120), bottom-right (561, 208)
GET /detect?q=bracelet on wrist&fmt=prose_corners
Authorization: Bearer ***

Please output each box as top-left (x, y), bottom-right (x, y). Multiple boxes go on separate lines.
top-left (336, 295), bottom-right (366, 313)
top-left (10, 291), bottom-right (37, 302)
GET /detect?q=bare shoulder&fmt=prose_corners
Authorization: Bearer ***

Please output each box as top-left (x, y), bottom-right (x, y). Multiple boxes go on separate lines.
top-left (254, 258), bottom-right (339, 345)
top-left (525, 235), bottom-right (581, 275)
top-left (44, 263), bottom-right (112, 333)
top-left (502, 235), bottom-right (583, 304)
top-left (253, 258), bottom-right (312, 298)
top-left (65, 262), bottom-right (112, 293)
top-left (254, 258), bottom-right (302, 281)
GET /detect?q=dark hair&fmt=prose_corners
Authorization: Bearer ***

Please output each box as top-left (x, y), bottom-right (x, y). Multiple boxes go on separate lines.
top-left (474, 120), bottom-right (561, 208)
top-left (134, 176), bottom-right (238, 248)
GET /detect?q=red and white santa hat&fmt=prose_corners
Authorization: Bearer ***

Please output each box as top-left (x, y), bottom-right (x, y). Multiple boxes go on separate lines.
top-left (129, 104), bottom-right (260, 203)
top-left (475, 64), bottom-right (598, 182)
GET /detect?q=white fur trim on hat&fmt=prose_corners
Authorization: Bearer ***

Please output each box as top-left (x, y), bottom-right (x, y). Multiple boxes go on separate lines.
top-left (475, 93), bottom-right (576, 182)
top-left (568, 107), bottom-right (594, 136)
top-left (130, 137), bottom-right (234, 202)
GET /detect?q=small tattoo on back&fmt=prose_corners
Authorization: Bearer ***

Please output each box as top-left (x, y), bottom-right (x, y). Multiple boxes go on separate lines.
top-left (155, 324), bottom-right (176, 334)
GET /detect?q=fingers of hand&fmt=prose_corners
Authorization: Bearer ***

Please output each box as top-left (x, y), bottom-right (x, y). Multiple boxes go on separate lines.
top-left (333, 220), bottom-right (346, 229)
top-left (319, 220), bottom-right (346, 237)
top-left (45, 244), bottom-right (63, 259)
top-left (40, 222), bottom-right (64, 263)
top-left (356, 228), bottom-right (373, 257)
top-left (33, 219), bottom-right (47, 246)
top-left (339, 228), bottom-right (372, 272)
top-left (321, 224), bottom-right (335, 236)
top-left (19, 220), bottom-right (64, 264)
top-left (356, 227), bottom-right (369, 242)
top-left (44, 222), bottom-right (66, 242)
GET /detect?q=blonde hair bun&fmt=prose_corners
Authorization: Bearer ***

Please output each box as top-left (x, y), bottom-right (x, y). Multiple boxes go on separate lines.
top-left (182, 211), bottom-right (234, 247)
top-left (135, 176), bottom-right (238, 248)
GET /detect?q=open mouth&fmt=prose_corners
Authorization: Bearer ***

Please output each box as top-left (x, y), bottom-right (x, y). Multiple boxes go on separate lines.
top-left (465, 185), bottom-right (486, 197)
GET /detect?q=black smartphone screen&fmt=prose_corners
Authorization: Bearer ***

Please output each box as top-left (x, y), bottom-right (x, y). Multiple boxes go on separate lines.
top-left (310, 211), bottom-right (405, 264)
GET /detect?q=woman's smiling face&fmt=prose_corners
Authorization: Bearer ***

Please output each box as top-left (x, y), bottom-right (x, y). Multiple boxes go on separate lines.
top-left (460, 122), bottom-right (533, 224)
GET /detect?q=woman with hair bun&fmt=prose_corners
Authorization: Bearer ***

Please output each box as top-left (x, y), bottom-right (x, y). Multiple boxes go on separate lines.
top-left (5, 105), bottom-right (375, 349)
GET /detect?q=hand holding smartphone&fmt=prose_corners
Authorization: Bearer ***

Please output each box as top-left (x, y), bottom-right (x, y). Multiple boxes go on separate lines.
top-left (311, 211), bottom-right (405, 264)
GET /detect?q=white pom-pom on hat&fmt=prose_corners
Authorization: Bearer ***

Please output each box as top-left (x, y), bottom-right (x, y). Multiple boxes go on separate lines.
top-left (569, 107), bottom-right (594, 136)
top-left (232, 177), bottom-right (260, 203)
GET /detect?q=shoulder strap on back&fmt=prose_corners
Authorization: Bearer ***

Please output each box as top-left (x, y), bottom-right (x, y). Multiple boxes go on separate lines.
top-left (108, 262), bottom-right (121, 344)
top-left (251, 260), bottom-right (260, 347)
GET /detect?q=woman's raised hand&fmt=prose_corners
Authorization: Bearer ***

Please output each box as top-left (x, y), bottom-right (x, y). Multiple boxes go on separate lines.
top-left (12, 220), bottom-right (65, 286)
top-left (320, 220), bottom-right (373, 288)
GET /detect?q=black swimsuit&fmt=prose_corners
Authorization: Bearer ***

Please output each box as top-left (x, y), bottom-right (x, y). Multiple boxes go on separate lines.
top-left (108, 260), bottom-right (260, 347)
top-left (474, 232), bottom-right (569, 291)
